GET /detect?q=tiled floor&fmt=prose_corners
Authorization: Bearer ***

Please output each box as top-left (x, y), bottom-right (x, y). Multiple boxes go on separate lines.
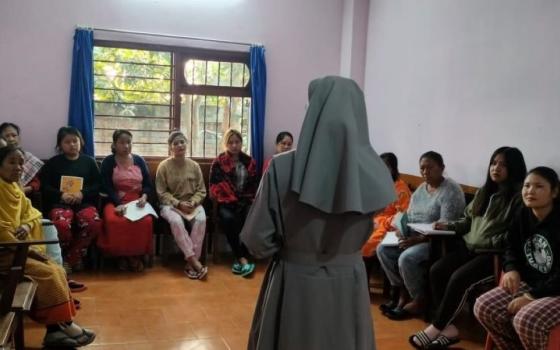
top-left (23, 260), bottom-right (485, 349)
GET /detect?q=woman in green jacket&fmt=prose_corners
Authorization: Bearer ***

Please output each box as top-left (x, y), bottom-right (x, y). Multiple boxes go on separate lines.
top-left (409, 146), bottom-right (526, 349)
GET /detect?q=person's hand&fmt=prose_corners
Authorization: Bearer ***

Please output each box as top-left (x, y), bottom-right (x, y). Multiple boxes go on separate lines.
top-left (433, 222), bottom-right (448, 230)
top-left (115, 205), bottom-right (127, 216)
top-left (73, 191), bottom-right (83, 204)
top-left (501, 270), bottom-right (521, 294)
top-left (136, 195), bottom-right (147, 208)
top-left (61, 192), bottom-right (74, 204)
top-left (507, 295), bottom-right (533, 314)
top-left (23, 186), bottom-right (33, 195)
top-left (398, 235), bottom-right (426, 250)
top-left (179, 201), bottom-right (194, 214)
top-left (28, 249), bottom-right (49, 262)
top-left (15, 224), bottom-right (31, 240)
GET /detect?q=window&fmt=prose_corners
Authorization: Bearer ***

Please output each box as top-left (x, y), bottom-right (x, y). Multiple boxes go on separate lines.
top-left (93, 41), bottom-right (251, 158)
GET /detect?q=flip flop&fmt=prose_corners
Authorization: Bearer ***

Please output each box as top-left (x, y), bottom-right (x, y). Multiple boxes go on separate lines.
top-left (427, 334), bottom-right (460, 349)
top-left (408, 330), bottom-right (434, 350)
top-left (68, 279), bottom-right (87, 293)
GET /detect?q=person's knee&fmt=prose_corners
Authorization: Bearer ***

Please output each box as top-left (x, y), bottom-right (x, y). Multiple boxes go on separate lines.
top-left (512, 304), bottom-right (544, 342)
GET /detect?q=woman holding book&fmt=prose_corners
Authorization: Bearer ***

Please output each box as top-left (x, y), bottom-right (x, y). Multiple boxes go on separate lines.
top-left (475, 166), bottom-right (560, 350)
top-left (0, 144), bottom-right (96, 347)
top-left (98, 130), bottom-right (154, 272)
top-left (156, 131), bottom-right (207, 280)
top-left (210, 128), bottom-right (259, 277)
top-left (409, 147), bottom-right (526, 349)
top-left (41, 127), bottom-right (103, 271)
top-left (376, 151), bottom-right (465, 320)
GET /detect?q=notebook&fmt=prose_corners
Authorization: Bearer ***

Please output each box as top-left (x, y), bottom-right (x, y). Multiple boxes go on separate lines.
top-left (392, 212), bottom-right (409, 237)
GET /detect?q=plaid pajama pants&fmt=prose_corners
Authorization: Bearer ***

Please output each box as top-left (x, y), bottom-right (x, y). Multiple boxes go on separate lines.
top-left (474, 283), bottom-right (560, 350)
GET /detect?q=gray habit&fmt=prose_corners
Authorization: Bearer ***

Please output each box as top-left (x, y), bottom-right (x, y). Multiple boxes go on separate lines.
top-left (241, 152), bottom-right (378, 350)
top-left (241, 76), bottom-right (395, 350)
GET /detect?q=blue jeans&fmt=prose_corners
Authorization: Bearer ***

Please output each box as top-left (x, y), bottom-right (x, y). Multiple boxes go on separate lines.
top-left (376, 241), bottom-right (430, 300)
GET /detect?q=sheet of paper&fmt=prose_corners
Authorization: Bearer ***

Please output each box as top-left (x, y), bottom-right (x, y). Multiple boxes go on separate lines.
top-left (407, 223), bottom-right (455, 235)
top-left (380, 231), bottom-right (399, 246)
top-left (123, 200), bottom-right (158, 222)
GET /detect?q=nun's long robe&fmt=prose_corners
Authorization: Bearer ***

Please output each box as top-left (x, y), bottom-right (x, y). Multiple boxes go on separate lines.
top-left (241, 151), bottom-right (376, 350)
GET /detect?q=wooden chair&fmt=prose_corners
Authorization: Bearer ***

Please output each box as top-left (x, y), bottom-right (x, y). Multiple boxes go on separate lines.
top-left (0, 239), bottom-right (59, 350)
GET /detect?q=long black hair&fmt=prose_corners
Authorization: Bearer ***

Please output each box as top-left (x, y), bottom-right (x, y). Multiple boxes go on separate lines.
top-left (55, 126), bottom-right (85, 154)
top-left (380, 152), bottom-right (399, 182)
top-left (526, 166), bottom-right (560, 206)
top-left (472, 147), bottom-right (526, 217)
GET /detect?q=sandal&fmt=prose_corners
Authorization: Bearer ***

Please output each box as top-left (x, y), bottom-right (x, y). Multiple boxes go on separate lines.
top-left (232, 262), bottom-right (243, 275)
top-left (197, 266), bottom-right (208, 280)
top-left (427, 335), bottom-right (460, 349)
top-left (71, 328), bottom-right (96, 347)
top-left (240, 263), bottom-right (255, 277)
top-left (385, 307), bottom-right (413, 320)
top-left (379, 300), bottom-right (398, 314)
top-left (184, 268), bottom-right (199, 280)
top-left (68, 279), bottom-right (87, 293)
top-left (408, 331), bottom-right (434, 350)
top-left (43, 330), bottom-right (79, 347)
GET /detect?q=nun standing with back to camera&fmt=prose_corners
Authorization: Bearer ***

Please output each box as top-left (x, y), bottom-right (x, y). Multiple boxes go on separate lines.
top-left (240, 76), bottom-right (396, 350)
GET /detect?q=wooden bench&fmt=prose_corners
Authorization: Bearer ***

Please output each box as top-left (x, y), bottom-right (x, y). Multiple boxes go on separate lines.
top-left (0, 240), bottom-right (59, 350)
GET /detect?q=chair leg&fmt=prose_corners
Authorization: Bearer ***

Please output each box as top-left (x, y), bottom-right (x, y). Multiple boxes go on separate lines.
top-left (14, 314), bottom-right (23, 350)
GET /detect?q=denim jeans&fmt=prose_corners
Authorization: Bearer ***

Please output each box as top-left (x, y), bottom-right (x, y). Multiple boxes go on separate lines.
top-left (376, 241), bottom-right (430, 299)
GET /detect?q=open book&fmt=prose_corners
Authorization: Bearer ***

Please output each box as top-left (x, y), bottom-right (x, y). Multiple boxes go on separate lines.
top-left (407, 223), bottom-right (455, 236)
top-left (123, 200), bottom-right (158, 222)
top-left (172, 205), bottom-right (203, 222)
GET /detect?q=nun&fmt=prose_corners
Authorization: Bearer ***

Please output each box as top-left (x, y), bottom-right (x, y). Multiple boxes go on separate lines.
top-left (240, 76), bottom-right (396, 350)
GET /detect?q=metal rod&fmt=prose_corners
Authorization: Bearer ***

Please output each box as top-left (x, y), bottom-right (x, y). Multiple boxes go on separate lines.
top-left (83, 26), bottom-right (256, 47)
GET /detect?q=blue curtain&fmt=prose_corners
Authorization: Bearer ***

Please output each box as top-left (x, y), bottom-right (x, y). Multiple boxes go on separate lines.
top-left (250, 45), bottom-right (267, 174)
top-left (68, 29), bottom-right (95, 156)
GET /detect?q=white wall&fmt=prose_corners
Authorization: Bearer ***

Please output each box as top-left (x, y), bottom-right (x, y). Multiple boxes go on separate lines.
top-left (364, 1), bottom-right (560, 186)
top-left (0, 0), bottom-right (345, 159)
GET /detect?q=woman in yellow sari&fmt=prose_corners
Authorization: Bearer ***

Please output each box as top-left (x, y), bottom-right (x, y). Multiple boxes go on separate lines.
top-left (0, 145), bottom-right (95, 347)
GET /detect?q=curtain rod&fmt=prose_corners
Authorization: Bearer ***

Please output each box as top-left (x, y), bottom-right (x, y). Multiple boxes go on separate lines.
top-left (78, 26), bottom-right (257, 47)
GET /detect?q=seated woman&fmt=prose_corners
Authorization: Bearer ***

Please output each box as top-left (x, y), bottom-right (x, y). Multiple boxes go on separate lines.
top-left (41, 127), bottom-right (103, 271)
top-left (0, 122), bottom-right (43, 196)
top-left (98, 130), bottom-right (154, 272)
top-left (0, 145), bottom-right (95, 347)
top-left (409, 147), bottom-right (526, 349)
top-left (474, 167), bottom-right (560, 350)
top-left (262, 131), bottom-right (293, 173)
top-left (362, 152), bottom-right (412, 259)
top-left (156, 131), bottom-right (207, 280)
top-left (376, 151), bottom-right (465, 320)
top-left (210, 128), bottom-right (258, 276)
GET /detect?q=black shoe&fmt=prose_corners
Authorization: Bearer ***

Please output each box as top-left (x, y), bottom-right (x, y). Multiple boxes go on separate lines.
top-left (379, 300), bottom-right (398, 314)
top-left (385, 307), bottom-right (413, 320)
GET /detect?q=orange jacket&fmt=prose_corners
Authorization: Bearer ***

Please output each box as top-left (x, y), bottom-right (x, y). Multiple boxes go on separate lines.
top-left (362, 178), bottom-right (411, 257)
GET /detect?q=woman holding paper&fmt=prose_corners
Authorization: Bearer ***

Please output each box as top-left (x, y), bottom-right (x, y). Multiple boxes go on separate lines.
top-left (41, 126), bottom-right (103, 271)
top-left (98, 130), bottom-right (154, 272)
top-left (156, 131), bottom-right (208, 280)
top-left (362, 152), bottom-right (411, 258)
top-left (376, 151), bottom-right (465, 320)
top-left (409, 147), bottom-right (526, 349)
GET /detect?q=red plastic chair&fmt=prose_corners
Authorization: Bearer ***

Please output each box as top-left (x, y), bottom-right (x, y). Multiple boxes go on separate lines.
top-left (483, 271), bottom-right (560, 350)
